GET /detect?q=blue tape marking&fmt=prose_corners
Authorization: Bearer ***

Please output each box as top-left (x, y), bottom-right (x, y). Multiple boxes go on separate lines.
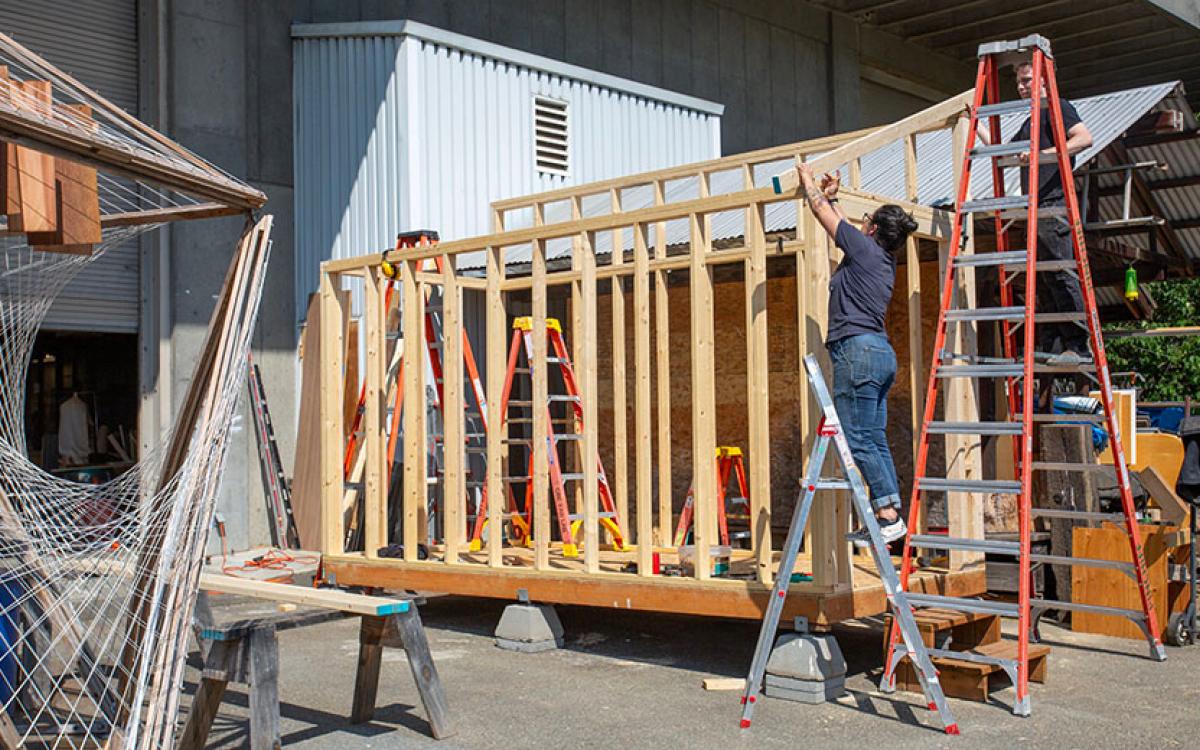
top-left (376, 600), bottom-right (411, 616)
top-left (772, 175), bottom-right (783, 194)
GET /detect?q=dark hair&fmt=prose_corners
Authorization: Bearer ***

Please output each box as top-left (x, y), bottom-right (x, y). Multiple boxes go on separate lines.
top-left (870, 204), bottom-right (919, 254)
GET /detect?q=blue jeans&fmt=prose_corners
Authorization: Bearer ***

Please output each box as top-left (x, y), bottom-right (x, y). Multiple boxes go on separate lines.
top-left (828, 333), bottom-right (901, 513)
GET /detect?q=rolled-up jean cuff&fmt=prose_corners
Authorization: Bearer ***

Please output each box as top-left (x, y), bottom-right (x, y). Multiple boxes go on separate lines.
top-left (871, 493), bottom-right (901, 512)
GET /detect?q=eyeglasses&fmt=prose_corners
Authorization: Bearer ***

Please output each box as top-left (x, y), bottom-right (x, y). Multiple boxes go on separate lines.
top-left (861, 213), bottom-right (872, 226)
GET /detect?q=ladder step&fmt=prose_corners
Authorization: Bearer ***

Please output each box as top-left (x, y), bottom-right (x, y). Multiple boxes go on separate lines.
top-left (975, 100), bottom-right (1032, 118)
top-left (1031, 461), bottom-right (1108, 473)
top-left (921, 646), bottom-right (1019, 671)
top-left (1027, 553), bottom-right (1136, 574)
top-left (969, 141), bottom-right (1031, 160)
top-left (816, 479), bottom-right (851, 491)
top-left (548, 395), bottom-right (581, 403)
top-left (561, 472), bottom-right (584, 481)
top-left (1030, 413), bottom-right (1105, 423)
top-left (1031, 507), bottom-right (1126, 523)
top-left (566, 512), bottom-right (617, 521)
top-left (927, 421), bottom-right (1021, 435)
top-left (905, 593), bottom-right (1018, 617)
top-left (952, 251), bottom-right (1078, 274)
top-left (945, 307), bottom-right (1087, 324)
top-left (343, 481), bottom-right (363, 492)
top-left (909, 534), bottom-right (1021, 555)
top-left (1030, 598), bottom-right (1146, 621)
top-left (918, 478), bottom-right (1023, 494)
top-left (937, 362), bottom-right (1097, 378)
top-left (960, 195), bottom-right (1028, 213)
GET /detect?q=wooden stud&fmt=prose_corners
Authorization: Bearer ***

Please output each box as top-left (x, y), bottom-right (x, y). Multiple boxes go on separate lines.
top-left (485, 246), bottom-right (506, 567)
top-left (401, 260), bottom-right (427, 563)
top-left (633, 222), bottom-right (654, 576)
top-left (350, 615), bottom-right (386, 724)
top-left (611, 222), bottom-right (630, 547)
top-left (849, 158), bottom-right (862, 190)
top-left (745, 200), bottom-right (773, 584)
top-left (580, 231), bottom-right (601, 574)
top-left (653, 182), bottom-right (673, 547)
top-left (796, 198), bottom-right (812, 561)
top-left (442, 255), bottom-right (464, 562)
top-left (571, 198), bottom-right (585, 521)
top-left (363, 266), bottom-right (386, 559)
top-left (246, 628), bottom-right (282, 750)
top-left (689, 212), bottom-right (717, 580)
top-left (319, 270), bottom-right (346, 555)
top-left (9, 80), bottom-right (56, 234)
top-left (532, 239), bottom-right (550, 571)
top-left (904, 134), bottom-right (925, 467)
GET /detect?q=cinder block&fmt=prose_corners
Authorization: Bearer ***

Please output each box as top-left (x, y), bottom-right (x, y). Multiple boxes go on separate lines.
top-left (764, 674), bottom-right (846, 703)
top-left (494, 603), bottom-right (564, 652)
top-left (765, 632), bottom-right (846, 681)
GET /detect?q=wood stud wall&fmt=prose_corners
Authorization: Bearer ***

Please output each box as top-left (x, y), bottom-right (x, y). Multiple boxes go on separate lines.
top-left (317, 94), bottom-right (985, 593)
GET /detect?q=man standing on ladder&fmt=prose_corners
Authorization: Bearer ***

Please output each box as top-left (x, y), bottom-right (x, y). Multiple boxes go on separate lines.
top-left (796, 162), bottom-right (918, 545)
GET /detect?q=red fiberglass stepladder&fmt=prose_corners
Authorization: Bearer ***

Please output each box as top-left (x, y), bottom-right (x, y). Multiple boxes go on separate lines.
top-left (881, 34), bottom-right (1165, 719)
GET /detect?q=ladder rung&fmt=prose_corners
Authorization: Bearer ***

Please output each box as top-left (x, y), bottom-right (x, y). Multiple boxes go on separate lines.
top-left (554, 434), bottom-right (583, 442)
top-left (343, 481), bottom-right (363, 492)
top-left (503, 437), bottom-right (532, 445)
top-left (975, 100), bottom-right (1032, 118)
top-left (566, 512), bottom-right (617, 521)
top-left (1027, 553), bottom-right (1136, 574)
top-left (548, 395), bottom-right (581, 403)
top-left (509, 400), bottom-right (533, 407)
top-left (816, 479), bottom-right (850, 491)
top-left (1030, 598), bottom-right (1146, 621)
top-left (905, 593), bottom-right (1018, 618)
top-left (1031, 461), bottom-right (1108, 472)
top-left (918, 478), bottom-right (1022, 494)
top-left (953, 250), bottom-right (1028, 268)
top-left (908, 534), bottom-right (1021, 555)
top-left (946, 306), bottom-right (1024, 322)
top-left (560, 472), bottom-right (584, 481)
top-left (996, 153), bottom-right (1061, 168)
top-left (502, 476), bottom-right (530, 483)
top-left (921, 646), bottom-right (1018, 671)
top-left (547, 357), bottom-right (569, 364)
top-left (1031, 507), bottom-right (1126, 523)
top-left (927, 421), bottom-right (1021, 435)
top-left (1030, 413), bottom-right (1105, 423)
top-left (969, 141), bottom-right (1031, 160)
top-left (960, 195), bottom-right (1028, 213)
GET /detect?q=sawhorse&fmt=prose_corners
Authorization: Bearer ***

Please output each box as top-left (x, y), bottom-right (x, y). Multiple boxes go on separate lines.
top-left (180, 594), bottom-right (452, 749)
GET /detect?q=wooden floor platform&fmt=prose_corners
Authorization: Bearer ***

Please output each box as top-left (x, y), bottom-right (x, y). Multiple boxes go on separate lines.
top-left (323, 545), bottom-right (985, 626)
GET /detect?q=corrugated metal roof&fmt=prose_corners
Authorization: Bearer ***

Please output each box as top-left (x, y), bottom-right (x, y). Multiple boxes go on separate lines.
top-left (488, 81), bottom-right (1196, 270)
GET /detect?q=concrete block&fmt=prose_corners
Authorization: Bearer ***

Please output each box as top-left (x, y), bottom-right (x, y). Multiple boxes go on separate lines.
top-left (494, 603), bottom-right (564, 653)
top-left (765, 674), bottom-right (846, 704)
top-left (765, 632), bottom-right (846, 681)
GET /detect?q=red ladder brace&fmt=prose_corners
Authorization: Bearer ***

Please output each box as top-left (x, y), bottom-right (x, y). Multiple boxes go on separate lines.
top-left (344, 230), bottom-right (498, 546)
top-left (881, 34), bottom-right (1164, 719)
top-left (674, 446), bottom-right (750, 547)
top-left (468, 317), bottom-right (627, 557)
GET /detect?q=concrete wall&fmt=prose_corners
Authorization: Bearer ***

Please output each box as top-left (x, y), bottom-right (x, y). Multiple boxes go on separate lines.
top-left (146, 0), bottom-right (974, 549)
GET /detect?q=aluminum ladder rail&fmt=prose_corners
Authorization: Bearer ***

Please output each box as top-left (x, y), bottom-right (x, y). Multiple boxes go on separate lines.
top-left (739, 354), bottom-right (959, 735)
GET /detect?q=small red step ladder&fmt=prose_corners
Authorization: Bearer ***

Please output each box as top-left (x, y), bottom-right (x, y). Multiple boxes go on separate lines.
top-left (468, 316), bottom-right (627, 557)
top-left (674, 446), bottom-right (751, 547)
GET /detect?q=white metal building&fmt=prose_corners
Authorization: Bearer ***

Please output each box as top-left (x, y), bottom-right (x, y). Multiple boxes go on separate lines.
top-left (291, 20), bottom-right (723, 321)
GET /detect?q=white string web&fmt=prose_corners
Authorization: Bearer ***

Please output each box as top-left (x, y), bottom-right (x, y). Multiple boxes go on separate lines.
top-left (0, 221), bottom-right (271, 749)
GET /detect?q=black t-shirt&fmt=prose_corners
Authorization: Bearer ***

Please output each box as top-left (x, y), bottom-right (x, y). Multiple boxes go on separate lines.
top-left (826, 220), bottom-right (896, 345)
top-left (1013, 99), bottom-right (1082, 206)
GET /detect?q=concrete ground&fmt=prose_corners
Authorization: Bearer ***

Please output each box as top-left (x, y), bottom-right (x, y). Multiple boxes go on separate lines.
top-left (187, 596), bottom-right (1200, 749)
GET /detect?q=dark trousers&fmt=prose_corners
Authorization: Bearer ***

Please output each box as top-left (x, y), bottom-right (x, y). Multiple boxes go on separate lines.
top-left (1035, 219), bottom-right (1088, 354)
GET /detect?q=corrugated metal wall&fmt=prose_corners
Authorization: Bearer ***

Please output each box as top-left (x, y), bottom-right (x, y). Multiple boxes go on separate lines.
top-left (0, 0), bottom-right (141, 333)
top-left (293, 22), bottom-right (722, 322)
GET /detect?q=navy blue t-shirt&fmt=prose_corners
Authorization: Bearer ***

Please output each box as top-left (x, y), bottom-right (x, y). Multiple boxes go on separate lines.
top-left (826, 220), bottom-right (896, 345)
top-left (1013, 99), bottom-right (1082, 206)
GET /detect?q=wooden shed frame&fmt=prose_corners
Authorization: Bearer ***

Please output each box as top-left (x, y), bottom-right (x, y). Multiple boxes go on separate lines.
top-left (316, 91), bottom-right (990, 625)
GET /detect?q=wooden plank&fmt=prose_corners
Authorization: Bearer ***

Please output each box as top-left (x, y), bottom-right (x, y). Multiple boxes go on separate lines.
top-left (689, 212), bottom-right (717, 580)
top-left (1140, 465), bottom-right (1189, 527)
top-left (904, 133), bottom-right (925, 465)
top-left (796, 207), bottom-right (812, 560)
top-left (350, 615), bottom-right (385, 724)
top-left (177, 674), bottom-right (229, 750)
top-left (27, 104), bottom-right (100, 252)
top-left (9, 80), bottom-right (56, 234)
top-left (532, 239), bottom-right (550, 571)
top-left (401, 261), bottom-right (427, 562)
top-left (363, 268), bottom-right (386, 559)
top-left (653, 183), bottom-right (674, 547)
top-left (771, 90), bottom-right (973, 195)
top-left (1072, 525), bottom-right (1174, 640)
top-left (319, 272), bottom-right (347, 555)
top-left (1033, 425), bottom-right (1097, 604)
top-left (745, 200), bottom-right (772, 584)
top-left (611, 223), bottom-right (630, 547)
top-left (485, 246), bottom-right (506, 567)
top-left (391, 606), bottom-right (455, 739)
top-left (246, 627), bottom-right (281, 750)
top-left (633, 223), bottom-right (654, 576)
top-left (292, 294), bottom-right (324, 550)
top-left (198, 573), bottom-right (410, 617)
top-left (580, 230), bottom-right (601, 574)
top-left (324, 556), bottom-right (987, 624)
top-left (442, 256), bottom-right (464, 562)
top-left (703, 677), bottom-right (746, 691)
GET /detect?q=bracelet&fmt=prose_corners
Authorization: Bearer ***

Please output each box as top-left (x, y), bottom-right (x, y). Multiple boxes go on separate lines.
top-left (828, 197), bottom-right (839, 203)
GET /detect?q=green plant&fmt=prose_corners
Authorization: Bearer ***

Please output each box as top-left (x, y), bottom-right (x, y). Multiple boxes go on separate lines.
top-left (1104, 278), bottom-right (1200, 401)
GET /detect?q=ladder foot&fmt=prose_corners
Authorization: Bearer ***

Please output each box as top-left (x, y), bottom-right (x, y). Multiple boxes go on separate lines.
top-left (1152, 642), bottom-right (1167, 662)
top-left (945, 724), bottom-right (960, 736)
top-left (739, 719), bottom-right (751, 729)
top-left (562, 543), bottom-right (579, 558)
top-left (1013, 696), bottom-right (1031, 717)
top-left (467, 539), bottom-right (482, 552)
top-left (878, 675), bottom-right (896, 694)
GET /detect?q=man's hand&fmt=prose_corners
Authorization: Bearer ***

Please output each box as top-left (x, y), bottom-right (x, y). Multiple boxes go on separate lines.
top-left (797, 160), bottom-right (816, 189)
top-left (820, 172), bottom-right (840, 200)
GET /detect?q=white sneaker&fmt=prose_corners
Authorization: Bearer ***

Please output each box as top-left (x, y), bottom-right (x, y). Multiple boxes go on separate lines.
top-left (846, 517), bottom-right (907, 549)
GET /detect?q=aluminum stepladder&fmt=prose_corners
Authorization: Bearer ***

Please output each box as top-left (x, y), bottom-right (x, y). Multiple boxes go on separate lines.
top-left (344, 230), bottom-right (494, 551)
top-left (674, 446), bottom-right (751, 547)
top-left (881, 34), bottom-right (1165, 719)
top-left (247, 352), bottom-right (300, 549)
top-left (468, 316), bottom-right (627, 556)
top-left (739, 354), bottom-right (959, 735)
